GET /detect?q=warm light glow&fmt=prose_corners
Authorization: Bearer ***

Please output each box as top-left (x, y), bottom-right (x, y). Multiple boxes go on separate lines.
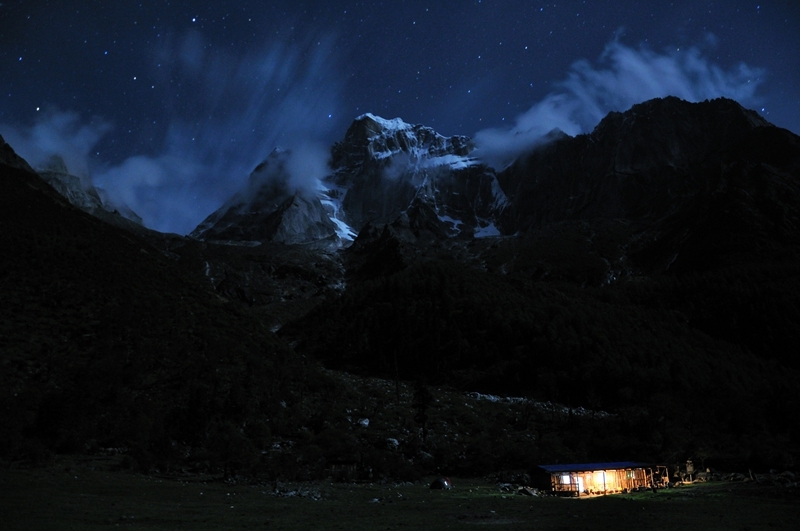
top-left (550, 467), bottom-right (649, 496)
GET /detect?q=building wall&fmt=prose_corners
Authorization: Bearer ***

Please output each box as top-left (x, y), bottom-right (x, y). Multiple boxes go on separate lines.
top-left (550, 468), bottom-right (648, 495)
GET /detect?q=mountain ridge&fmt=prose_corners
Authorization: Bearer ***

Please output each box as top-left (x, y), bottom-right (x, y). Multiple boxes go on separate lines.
top-left (3, 97), bottom-right (800, 476)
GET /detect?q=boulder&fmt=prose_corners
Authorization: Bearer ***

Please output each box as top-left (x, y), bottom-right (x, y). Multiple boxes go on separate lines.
top-left (429, 477), bottom-right (452, 490)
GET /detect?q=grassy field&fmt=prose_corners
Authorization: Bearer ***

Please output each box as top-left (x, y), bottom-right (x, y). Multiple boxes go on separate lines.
top-left (1, 457), bottom-right (797, 530)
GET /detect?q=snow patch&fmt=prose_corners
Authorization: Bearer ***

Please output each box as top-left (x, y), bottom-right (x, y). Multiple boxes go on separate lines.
top-left (318, 181), bottom-right (357, 242)
top-left (438, 214), bottom-right (464, 234)
top-left (357, 113), bottom-right (412, 135)
top-left (490, 176), bottom-right (509, 209)
top-left (474, 222), bottom-right (500, 238)
top-left (423, 154), bottom-right (479, 170)
top-left (320, 197), bottom-right (357, 241)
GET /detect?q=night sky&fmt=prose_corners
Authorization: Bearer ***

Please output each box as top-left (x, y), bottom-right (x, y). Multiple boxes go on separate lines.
top-left (2, 1), bottom-right (799, 234)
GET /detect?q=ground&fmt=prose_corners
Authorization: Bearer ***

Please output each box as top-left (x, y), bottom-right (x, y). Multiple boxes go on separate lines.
top-left (0, 457), bottom-right (797, 530)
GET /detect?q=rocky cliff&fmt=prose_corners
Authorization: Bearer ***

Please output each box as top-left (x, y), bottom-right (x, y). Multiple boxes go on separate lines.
top-left (331, 113), bottom-right (508, 237)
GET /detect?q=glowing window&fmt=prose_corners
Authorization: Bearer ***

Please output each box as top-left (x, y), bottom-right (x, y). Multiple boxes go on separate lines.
top-left (561, 474), bottom-right (570, 484)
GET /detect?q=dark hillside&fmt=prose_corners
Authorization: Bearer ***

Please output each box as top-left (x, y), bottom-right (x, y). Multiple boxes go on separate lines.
top-left (282, 98), bottom-right (800, 468)
top-left (0, 151), bottom-right (313, 472)
top-left (4, 96), bottom-right (800, 476)
top-left (284, 255), bottom-right (800, 467)
top-left (499, 97), bottom-right (800, 236)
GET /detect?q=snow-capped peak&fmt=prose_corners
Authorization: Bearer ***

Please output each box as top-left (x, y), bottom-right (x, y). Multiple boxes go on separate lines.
top-left (355, 113), bottom-right (413, 137)
top-left (342, 112), bottom-right (476, 167)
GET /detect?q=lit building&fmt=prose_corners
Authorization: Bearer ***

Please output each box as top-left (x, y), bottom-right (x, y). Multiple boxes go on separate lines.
top-left (531, 462), bottom-right (665, 496)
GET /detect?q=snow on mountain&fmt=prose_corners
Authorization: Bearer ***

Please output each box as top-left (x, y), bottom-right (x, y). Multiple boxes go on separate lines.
top-left (329, 113), bottom-right (508, 235)
top-left (191, 113), bottom-right (510, 246)
top-left (348, 112), bottom-right (477, 166)
top-left (36, 154), bottom-right (144, 229)
top-left (319, 184), bottom-right (358, 241)
top-left (474, 221), bottom-right (501, 238)
top-left (191, 148), bottom-right (352, 246)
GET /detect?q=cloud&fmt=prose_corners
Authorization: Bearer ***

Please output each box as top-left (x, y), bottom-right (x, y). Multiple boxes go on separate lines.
top-left (0, 109), bottom-right (112, 178)
top-left (95, 30), bottom-right (343, 234)
top-left (378, 150), bottom-right (462, 184)
top-left (474, 39), bottom-right (765, 167)
top-left (381, 152), bottom-right (416, 181)
top-left (235, 143), bottom-right (330, 206)
top-left (285, 142), bottom-right (330, 195)
top-left (2, 28), bottom-right (343, 235)
top-left (114, 31), bottom-right (340, 234)
top-left (92, 153), bottom-right (207, 235)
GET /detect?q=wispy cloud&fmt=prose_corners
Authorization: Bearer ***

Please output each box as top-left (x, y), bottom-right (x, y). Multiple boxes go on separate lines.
top-left (0, 109), bottom-right (111, 178)
top-left (1, 29), bottom-right (343, 235)
top-left (93, 30), bottom-right (343, 234)
top-left (474, 38), bottom-right (765, 167)
top-left (235, 142), bottom-right (330, 206)
top-left (284, 142), bottom-right (330, 195)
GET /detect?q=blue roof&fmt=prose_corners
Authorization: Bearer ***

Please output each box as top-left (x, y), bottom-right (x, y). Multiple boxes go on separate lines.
top-left (535, 462), bottom-right (649, 473)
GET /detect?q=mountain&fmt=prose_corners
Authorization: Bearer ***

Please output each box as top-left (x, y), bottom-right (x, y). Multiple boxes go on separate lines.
top-left (0, 133), bottom-right (605, 479)
top-left (196, 97), bottom-right (800, 273)
top-left (3, 97), bottom-right (800, 476)
top-left (0, 134), bottom-right (319, 470)
top-left (278, 98), bottom-right (800, 469)
top-left (185, 114), bottom-right (513, 315)
top-left (192, 114), bottom-right (508, 249)
top-left (498, 96), bottom-right (800, 272)
top-left (330, 113), bottom-right (508, 238)
top-left (0, 134), bottom-right (37, 174)
top-left (36, 155), bottom-right (145, 232)
top-left (191, 148), bottom-right (342, 246)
